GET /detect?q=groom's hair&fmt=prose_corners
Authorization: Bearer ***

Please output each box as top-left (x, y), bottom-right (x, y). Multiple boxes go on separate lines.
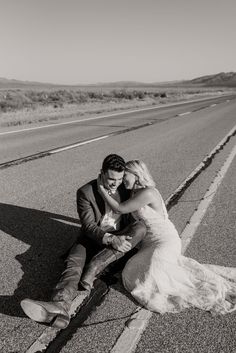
top-left (102, 154), bottom-right (125, 173)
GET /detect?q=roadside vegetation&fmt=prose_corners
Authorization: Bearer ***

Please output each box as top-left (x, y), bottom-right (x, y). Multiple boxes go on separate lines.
top-left (0, 86), bottom-right (232, 128)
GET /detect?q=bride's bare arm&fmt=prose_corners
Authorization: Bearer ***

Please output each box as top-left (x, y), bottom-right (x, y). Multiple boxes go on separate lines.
top-left (99, 185), bottom-right (155, 214)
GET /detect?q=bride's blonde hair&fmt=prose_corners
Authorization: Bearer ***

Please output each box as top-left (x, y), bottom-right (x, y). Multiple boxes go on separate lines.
top-left (125, 160), bottom-right (156, 188)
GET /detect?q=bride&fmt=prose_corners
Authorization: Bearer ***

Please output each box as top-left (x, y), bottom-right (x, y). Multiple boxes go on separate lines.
top-left (98, 160), bottom-right (236, 314)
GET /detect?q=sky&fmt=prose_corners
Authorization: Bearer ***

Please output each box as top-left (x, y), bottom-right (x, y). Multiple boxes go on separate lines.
top-left (0, 0), bottom-right (235, 84)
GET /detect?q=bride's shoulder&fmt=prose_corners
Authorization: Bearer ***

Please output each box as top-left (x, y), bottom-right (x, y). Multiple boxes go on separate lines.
top-left (145, 187), bottom-right (164, 203)
top-left (136, 187), bottom-right (156, 199)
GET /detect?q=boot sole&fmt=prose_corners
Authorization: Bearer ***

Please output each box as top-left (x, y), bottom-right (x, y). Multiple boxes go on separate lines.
top-left (20, 299), bottom-right (54, 323)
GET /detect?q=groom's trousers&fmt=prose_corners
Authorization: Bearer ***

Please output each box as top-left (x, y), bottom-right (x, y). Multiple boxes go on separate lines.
top-left (51, 220), bottom-right (146, 305)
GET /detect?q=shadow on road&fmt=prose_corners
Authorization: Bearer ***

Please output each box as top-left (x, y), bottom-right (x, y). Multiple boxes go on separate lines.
top-left (0, 203), bottom-right (80, 318)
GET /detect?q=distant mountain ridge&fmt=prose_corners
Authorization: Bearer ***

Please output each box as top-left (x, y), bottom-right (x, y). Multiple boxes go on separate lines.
top-left (0, 77), bottom-right (59, 89)
top-left (0, 72), bottom-right (236, 89)
top-left (190, 72), bottom-right (236, 86)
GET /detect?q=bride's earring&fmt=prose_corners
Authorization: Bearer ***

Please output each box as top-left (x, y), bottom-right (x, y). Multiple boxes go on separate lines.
top-left (134, 179), bottom-right (140, 189)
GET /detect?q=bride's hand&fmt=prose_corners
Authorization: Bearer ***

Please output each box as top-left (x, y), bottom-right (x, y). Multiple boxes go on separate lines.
top-left (97, 174), bottom-right (106, 195)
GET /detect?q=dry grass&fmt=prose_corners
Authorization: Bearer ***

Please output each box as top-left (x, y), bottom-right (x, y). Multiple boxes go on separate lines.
top-left (0, 86), bottom-right (233, 128)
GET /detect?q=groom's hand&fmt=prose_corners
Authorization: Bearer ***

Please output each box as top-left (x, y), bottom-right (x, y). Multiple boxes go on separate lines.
top-left (111, 235), bottom-right (132, 252)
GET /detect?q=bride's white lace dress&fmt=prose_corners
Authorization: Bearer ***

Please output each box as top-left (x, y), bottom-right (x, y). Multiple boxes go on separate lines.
top-left (122, 189), bottom-right (236, 314)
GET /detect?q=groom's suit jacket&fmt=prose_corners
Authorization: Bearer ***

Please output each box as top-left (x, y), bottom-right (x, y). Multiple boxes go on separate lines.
top-left (77, 179), bottom-right (132, 246)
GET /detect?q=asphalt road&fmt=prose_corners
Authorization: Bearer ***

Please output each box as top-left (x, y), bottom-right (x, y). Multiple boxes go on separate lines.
top-left (0, 95), bottom-right (234, 165)
top-left (0, 95), bottom-right (235, 353)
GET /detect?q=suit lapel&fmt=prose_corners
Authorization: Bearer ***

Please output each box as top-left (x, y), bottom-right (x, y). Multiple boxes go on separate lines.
top-left (92, 181), bottom-right (105, 215)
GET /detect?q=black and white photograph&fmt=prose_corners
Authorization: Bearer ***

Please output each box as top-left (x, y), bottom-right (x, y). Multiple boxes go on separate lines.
top-left (0, 1), bottom-right (236, 352)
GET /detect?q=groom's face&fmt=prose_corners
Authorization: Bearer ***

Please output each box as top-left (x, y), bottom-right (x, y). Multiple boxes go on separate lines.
top-left (102, 169), bottom-right (124, 192)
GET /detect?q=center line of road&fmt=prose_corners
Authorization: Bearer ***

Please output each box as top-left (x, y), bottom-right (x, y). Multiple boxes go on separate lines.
top-left (177, 111), bottom-right (191, 116)
top-left (0, 122), bottom-right (153, 169)
top-left (110, 141), bottom-right (236, 353)
top-left (50, 135), bottom-right (109, 153)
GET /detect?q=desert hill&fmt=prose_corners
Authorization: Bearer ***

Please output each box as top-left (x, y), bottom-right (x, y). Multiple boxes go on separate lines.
top-left (0, 72), bottom-right (236, 90)
top-left (190, 72), bottom-right (236, 86)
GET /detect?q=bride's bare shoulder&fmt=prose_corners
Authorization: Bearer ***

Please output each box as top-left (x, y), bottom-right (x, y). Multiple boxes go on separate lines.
top-left (151, 187), bottom-right (164, 203)
top-left (136, 187), bottom-right (157, 200)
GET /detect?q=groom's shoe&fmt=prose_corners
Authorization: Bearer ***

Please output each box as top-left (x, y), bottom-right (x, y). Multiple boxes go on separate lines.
top-left (20, 299), bottom-right (70, 328)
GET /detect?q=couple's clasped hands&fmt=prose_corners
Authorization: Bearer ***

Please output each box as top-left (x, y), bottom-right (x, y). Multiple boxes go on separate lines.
top-left (110, 235), bottom-right (132, 252)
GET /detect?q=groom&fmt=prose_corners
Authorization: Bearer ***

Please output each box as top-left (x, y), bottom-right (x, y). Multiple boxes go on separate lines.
top-left (21, 154), bottom-right (146, 328)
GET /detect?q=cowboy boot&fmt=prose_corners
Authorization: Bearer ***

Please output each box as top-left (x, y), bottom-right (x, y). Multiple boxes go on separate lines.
top-left (80, 222), bottom-right (146, 290)
top-left (80, 248), bottom-right (123, 290)
top-left (20, 298), bottom-right (70, 327)
top-left (51, 300), bottom-right (71, 329)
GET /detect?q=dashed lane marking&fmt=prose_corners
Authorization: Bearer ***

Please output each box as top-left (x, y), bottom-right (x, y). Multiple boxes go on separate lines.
top-left (0, 122), bottom-right (153, 169)
top-left (177, 111), bottom-right (191, 116)
top-left (50, 135), bottom-right (109, 154)
top-left (110, 141), bottom-right (236, 353)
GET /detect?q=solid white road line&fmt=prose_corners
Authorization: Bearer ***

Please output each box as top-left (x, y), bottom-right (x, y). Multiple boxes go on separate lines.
top-left (210, 104), bottom-right (216, 107)
top-left (165, 124), bottom-right (236, 206)
top-left (181, 142), bottom-right (236, 252)
top-left (49, 135), bottom-right (109, 154)
top-left (0, 95), bottom-right (230, 136)
top-left (110, 142), bottom-right (236, 353)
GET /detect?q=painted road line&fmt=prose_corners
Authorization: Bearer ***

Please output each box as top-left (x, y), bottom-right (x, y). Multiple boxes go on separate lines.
top-left (110, 141), bottom-right (236, 353)
top-left (0, 122), bottom-right (153, 169)
top-left (3, 115), bottom-right (235, 171)
top-left (0, 108), bottom-right (153, 136)
top-left (210, 104), bottom-right (216, 107)
top-left (181, 142), bottom-right (236, 253)
top-left (0, 135), bottom-right (109, 169)
top-left (50, 135), bottom-right (109, 154)
top-left (165, 123), bottom-right (236, 209)
top-left (0, 95), bottom-right (232, 136)
top-left (177, 111), bottom-right (191, 116)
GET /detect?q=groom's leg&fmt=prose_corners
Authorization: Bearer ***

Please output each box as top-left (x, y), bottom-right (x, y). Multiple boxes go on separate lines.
top-left (21, 242), bottom-right (87, 329)
top-left (51, 242), bottom-right (87, 304)
top-left (80, 221), bottom-right (146, 289)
